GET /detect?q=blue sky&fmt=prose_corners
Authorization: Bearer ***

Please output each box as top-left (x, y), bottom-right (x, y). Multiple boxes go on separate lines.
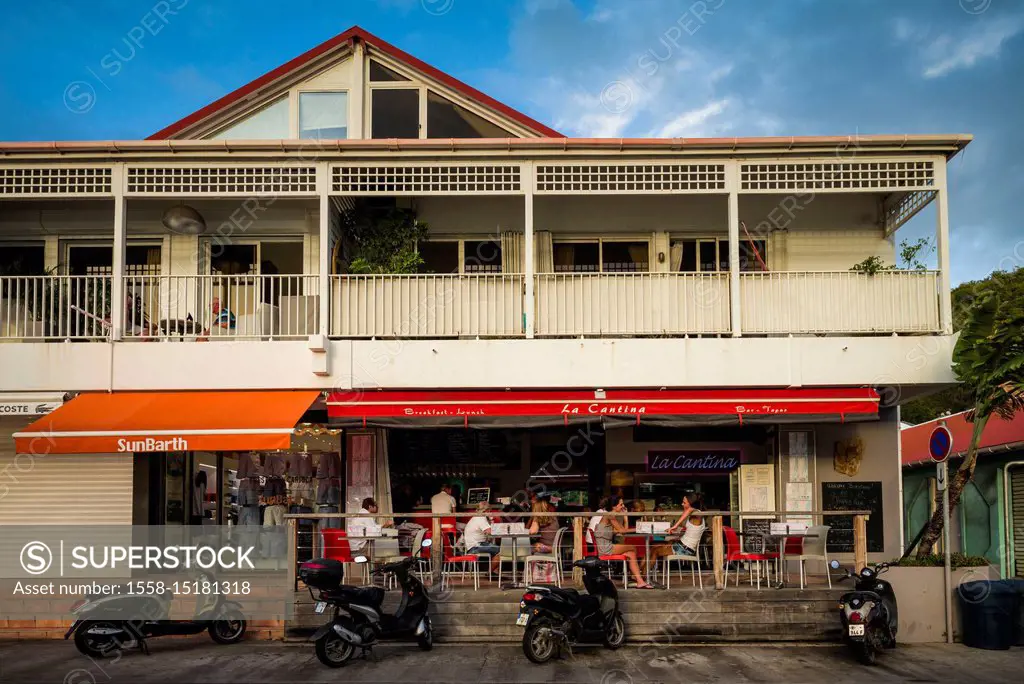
top-left (1, 0), bottom-right (1022, 284)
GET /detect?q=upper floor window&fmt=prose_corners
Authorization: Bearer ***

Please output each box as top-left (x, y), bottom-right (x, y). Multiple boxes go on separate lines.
top-left (427, 91), bottom-right (512, 138)
top-left (553, 240), bottom-right (649, 273)
top-left (371, 88), bottom-right (420, 139)
top-left (671, 238), bottom-right (767, 272)
top-left (417, 239), bottom-right (503, 274)
top-left (299, 92), bottom-right (348, 139)
top-left (0, 243), bottom-right (45, 275)
top-left (210, 97), bottom-right (289, 140)
top-left (369, 59), bottom-right (411, 82)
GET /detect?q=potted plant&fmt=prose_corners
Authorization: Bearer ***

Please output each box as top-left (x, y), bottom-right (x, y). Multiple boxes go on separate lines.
top-left (884, 553), bottom-right (997, 643)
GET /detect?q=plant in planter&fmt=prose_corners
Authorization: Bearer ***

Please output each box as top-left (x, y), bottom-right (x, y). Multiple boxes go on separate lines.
top-left (850, 237), bottom-right (935, 274)
top-left (892, 553), bottom-right (991, 569)
top-left (335, 202), bottom-right (429, 275)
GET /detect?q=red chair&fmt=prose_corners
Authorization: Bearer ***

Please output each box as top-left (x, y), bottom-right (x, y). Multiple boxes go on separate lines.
top-left (587, 527), bottom-right (630, 590)
top-left (723, 526), bottom-right (770, 589)
top-left (319, 529), bottom-right (368, 584)
top-left (440, 516), bottom-right (457, 530)
top-left (440, 531), bottom-right (480, 590)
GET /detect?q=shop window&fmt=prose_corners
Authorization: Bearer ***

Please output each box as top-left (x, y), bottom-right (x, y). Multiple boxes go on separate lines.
top-left (418, 240), bottom-right (459, 274)
top-left (553, 241), bottom-right (600, 273)
top-left (369, 59), bottom-right (411, 82)
top-left (299, 92), bottom-right (348, 139)
top-left (602, 241), bottom-right (649, 272)
top-left (210, 97), bottom-right (289, 140)
top-left (427, 91), bottom-right (512, 139)
top-left (371, 89), bottom-right (420, 139)
top-left (463, 240), bottom-right (502, 273)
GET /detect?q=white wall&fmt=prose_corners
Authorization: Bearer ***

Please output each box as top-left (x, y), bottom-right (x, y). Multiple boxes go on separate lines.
top-left (0, 334), bottom-right (957, 393)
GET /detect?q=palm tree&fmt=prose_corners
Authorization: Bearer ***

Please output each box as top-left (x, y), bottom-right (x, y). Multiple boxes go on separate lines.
top-left (915, 268), bottom-right (1024, 557)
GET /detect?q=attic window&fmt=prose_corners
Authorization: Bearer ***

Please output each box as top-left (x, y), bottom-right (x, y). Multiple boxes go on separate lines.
top-left (371, 89), bottom-right (420, 138)
top-left (426, 91), bottom-right (512, 138)
top-left (209, 97), bottom-right (289, 140)
top-left (369, 60), bottom-right (410, 82)
top-left (299, 92), bottom-right (348, 139)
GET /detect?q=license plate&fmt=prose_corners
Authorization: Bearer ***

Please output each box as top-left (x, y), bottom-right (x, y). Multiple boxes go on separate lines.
top-left (848, 624), bottom-right (865, 637)
top-left (515, 612), bottom-right (529, 627)
top-left (314, 602), bottom-right (327, 614)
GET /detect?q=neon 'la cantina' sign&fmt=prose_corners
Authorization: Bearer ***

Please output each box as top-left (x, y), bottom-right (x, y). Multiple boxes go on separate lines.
top-left (646, 450), bottom-right (741, 474)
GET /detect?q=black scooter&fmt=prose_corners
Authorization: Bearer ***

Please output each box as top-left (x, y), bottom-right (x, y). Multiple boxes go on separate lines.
top-left (830, 559), bottom-right (899, 665)
top-left (300, 540), bottom-right (433, 668)
top-left (518, 556), bottom-right (625, 663)
top-left (64, 570), bottom-right (246, 657)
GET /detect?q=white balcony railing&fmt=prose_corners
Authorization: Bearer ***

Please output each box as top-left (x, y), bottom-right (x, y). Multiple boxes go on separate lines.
top-left (123, 274), bottom-right (319, 340)
top-left (740, 271), bottom-right (941, 334)
top-left (0, 275), bottom-right (112, 340)
top-left (534, 273), bottom-right (732, 336)
top-left (331, 274), bottom-right (525, 338)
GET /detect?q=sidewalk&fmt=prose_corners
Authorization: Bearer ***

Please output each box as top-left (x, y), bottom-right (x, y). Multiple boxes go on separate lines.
top-left (0, 639), bottom-right (1020, 683)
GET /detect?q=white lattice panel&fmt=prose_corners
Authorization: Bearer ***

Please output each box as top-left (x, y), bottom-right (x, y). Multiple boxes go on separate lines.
top-left (741, 160), bottom-right (935, 192)
top-left (126, 166), bottom-right (316, 195)
top-left (884, 190), bottom-right (937, 235)
top-left (0, 167), bottom-right (112, 196)
top-left (332, 165), bottom-right (521, 194)
top-left (536, 164), bottom-right (725, 193)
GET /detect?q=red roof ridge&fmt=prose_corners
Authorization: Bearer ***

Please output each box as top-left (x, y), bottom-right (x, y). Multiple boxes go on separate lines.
top-left (148, 25), bottom-right (562, 141)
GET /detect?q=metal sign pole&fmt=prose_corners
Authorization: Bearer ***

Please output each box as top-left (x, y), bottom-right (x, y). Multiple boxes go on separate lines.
top-left (938, 460), bottom-right (953, 644)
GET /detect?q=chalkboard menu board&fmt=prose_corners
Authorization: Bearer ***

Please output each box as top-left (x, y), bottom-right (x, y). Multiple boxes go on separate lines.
top-left (821, 481), bottom-right (884, 553)
top-left (466, 487), bottom-right (490, 505)
top-left (740, 518), bottom-right (779, 553)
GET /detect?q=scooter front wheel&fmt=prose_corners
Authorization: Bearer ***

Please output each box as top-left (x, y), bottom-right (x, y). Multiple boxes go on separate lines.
top-left (74, 621), bottom-right (127, 658)
top-left (417, 617), bottom-right (433, 651)
top-left (603, 612), bottom-right (626, 650)
top-left (208, 616), bottom-right (246, 645)
top-left (315, 631), bottom-right (355, 668)
top-left (522, 619), bottom-right (557, 664)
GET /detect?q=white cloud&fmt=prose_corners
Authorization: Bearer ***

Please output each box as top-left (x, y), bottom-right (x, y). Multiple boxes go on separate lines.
top-left (895, 14), bottom-right (1024, 79)
top-left (655, 98), bottom-right (732, 137)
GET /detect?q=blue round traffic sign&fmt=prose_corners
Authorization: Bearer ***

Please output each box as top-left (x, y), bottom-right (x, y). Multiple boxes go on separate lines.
top-left (929, 425), bottom-right (953, 463)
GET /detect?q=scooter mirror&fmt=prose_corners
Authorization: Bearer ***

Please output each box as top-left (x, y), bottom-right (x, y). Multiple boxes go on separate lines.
top-left (354, 555), bottom-right (369, 564)
top-left (829, 560), bottom-right (841, 570)
top-left (421, 538), bottom-right (433, 548)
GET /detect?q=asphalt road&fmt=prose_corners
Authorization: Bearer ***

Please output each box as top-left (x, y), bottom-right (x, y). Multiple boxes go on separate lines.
top-left (0, 639), bottom-right (1021, 684)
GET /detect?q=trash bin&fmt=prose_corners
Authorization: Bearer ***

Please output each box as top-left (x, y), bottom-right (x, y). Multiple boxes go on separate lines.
top-left (958, 580), bottom-right (1019, 650)
top-left (1003, 579), bottom-right (1024, 646)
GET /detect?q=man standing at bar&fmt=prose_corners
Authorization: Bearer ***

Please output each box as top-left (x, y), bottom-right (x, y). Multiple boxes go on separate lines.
top-left (431, 483), bottom-right (457, 515)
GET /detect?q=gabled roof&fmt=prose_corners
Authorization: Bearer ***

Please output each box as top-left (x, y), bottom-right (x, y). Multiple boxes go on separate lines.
top-left (901, 410), bottom-right (1024, 467)
top-left (148, 25), bottom-right (562, 140)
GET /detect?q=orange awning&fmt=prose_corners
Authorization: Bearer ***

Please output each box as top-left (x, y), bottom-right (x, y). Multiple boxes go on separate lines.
top-left (14, 391), bottom-right (320, 455)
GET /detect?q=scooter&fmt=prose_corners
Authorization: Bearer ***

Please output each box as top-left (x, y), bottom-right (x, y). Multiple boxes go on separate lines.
top-left (64, 569), bottom-right (247, 657)
top-left (300, 539), bottom-right (433, 668)
top-left (518, 556), bottom-right (625, 664)
top-left (830, 559), bottom-right (899, 665)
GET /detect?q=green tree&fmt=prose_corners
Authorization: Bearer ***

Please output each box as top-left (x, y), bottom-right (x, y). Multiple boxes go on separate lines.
top-left (916, 267), bottom-right (1024, 557)
top-left (337, 203), bottom-right (429, 274)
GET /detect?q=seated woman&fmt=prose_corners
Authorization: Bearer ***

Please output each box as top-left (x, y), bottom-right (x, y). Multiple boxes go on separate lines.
top-left (668, 492), bottom-right (706, 558)
top-left (527, 499), bottom-right (559, 583)
top-left (594, 497), bottom-right (654, 589)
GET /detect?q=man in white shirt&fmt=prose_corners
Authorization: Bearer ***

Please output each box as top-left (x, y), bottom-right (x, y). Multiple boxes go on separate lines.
top-left (348, 497), bottom-right (385, 553)
top-left (430, 483), bottom-right (457, 515)
top-left (462, 502), bottom-right (500, 573)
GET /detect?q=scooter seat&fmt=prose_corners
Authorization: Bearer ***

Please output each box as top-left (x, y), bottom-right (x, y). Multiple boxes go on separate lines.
top-left (326, 586), bottom-right (385, 608)
top-left (546, 587), bottom-right (580, 601)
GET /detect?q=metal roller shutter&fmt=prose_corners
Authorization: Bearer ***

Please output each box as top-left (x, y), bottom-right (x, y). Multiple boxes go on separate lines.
top-left (1012, 467), bottom-right (1024, 578)
top-left (0, 417), bottom-right (133, 524)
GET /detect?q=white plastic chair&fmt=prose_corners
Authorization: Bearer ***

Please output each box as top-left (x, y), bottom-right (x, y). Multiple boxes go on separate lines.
top-left (496, 535), bottom-right (530, 586)
top-left (370, 536), bottom-right (403, 590)
top-left (662, 534), bottom-right (704, 589)
top-left (796, 525), bottom-right (832, 589)
top-left (523, 527), bottom-right (566, 587)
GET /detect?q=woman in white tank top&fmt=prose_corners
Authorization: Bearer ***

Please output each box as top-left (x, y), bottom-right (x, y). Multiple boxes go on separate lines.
top-left (669, 493), bottom-right (705, 557)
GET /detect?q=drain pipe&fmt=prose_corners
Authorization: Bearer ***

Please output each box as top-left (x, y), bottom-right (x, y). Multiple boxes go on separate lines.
top-left (1001, 457), bottom-right (1024, 579)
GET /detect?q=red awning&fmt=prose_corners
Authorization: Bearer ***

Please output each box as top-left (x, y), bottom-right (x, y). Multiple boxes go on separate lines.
top-left (327, 388), bottom-right (879, 428)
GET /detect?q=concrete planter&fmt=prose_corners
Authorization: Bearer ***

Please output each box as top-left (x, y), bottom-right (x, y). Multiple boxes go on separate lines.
top-left (885, 565), bottom-right (999, 643)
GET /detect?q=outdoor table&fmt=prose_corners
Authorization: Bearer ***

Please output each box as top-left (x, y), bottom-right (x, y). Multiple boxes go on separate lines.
top-left (490, 531), bottom-right (534, 590)
top-left (629, 531), bottom-right (680, 585)
top-left (748, 531), bottom-right (819, 589)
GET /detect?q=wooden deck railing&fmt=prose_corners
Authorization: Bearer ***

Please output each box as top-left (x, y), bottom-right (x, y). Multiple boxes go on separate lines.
top-left (283, 509), bottom-right (871, 592)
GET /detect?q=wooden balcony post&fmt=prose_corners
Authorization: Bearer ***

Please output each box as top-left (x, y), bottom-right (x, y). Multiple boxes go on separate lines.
top-left (726, 161), bottom-right (741, 337)
top-left (110, 164), bottom-right (127, 341)
top-left (431, 516), bottom-right (443, 584)
top-left (317, 164), bottom-right (331, 338)
top-left (712, 514), bottom-right (725, 590)
top-left (523, 162), bottom-right (536, 339)
top-left (287, 518), bottom-right (298, 591)
top-left (572, 516), bottom-right (584, 587)
top-left (853, 514), bottom-right (868, 573)
top-left (934, 161), bottom-right (953, 334)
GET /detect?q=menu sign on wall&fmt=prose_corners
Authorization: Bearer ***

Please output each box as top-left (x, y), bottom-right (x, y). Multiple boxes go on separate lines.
top-left (646, 450), bottom-right (741, 474)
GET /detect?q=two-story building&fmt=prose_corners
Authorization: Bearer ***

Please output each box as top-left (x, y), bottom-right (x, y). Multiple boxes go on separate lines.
top-left (1, 27), bottom-right (966, 563)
